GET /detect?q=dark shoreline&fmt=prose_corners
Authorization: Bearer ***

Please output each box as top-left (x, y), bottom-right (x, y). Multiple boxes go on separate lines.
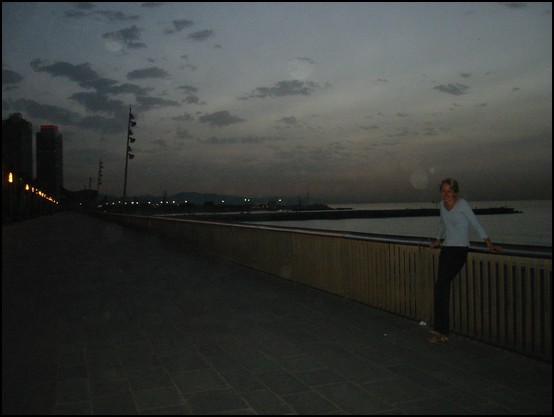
top-left (170, 206), bottom-right (521, 223)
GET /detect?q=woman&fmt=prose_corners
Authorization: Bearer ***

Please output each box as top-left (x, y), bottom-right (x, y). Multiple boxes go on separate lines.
top-left (428, 178), bottom-right (501, 343)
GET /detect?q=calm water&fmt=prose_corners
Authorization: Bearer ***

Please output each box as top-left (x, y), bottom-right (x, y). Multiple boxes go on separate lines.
top-left (253, 200), bottom-right (552, 247)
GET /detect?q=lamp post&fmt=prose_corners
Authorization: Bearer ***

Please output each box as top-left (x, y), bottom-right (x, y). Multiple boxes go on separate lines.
top-left (97, 159), bottom-right (103, 194)
top-left (122, 107), bottom-right (136, 201)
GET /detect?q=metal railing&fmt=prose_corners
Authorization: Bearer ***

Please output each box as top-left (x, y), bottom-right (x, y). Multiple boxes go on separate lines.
top-left (97, 213), bottom-right (552, 361)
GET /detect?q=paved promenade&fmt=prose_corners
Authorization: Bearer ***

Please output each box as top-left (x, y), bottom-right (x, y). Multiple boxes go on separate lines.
top-left (3, 211), bottom-right (551, 415)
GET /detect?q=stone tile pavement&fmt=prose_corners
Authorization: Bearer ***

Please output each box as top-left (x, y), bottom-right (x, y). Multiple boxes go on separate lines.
top-left (2, 211), bottom-right (551, 414)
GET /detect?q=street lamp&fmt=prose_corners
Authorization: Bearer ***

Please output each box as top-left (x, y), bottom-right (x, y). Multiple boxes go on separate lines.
top-left (97, 159), bottom-right (103, 195)
top-left (122, 107), bottom-right (136, 201)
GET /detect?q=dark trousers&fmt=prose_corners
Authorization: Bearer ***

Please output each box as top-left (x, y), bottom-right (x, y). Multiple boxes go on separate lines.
top-left (433, 246), bottom-right (468, 335)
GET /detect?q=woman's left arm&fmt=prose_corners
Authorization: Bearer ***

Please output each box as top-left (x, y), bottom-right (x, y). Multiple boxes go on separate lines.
top-left (462, 200), bottom-right (502, 252)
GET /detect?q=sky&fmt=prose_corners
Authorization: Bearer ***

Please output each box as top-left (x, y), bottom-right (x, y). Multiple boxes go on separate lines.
top-left (2, 2), bottom-right (552, 203)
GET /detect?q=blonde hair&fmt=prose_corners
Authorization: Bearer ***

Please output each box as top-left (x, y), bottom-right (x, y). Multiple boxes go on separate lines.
top-left (440, 178), bottom-right (459, 193)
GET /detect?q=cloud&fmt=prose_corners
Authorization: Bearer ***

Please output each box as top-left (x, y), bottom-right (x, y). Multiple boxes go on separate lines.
top-left (179, 85), bottom-right (198, 94)
top-left (241, 80), bottom-right (321, 99)
top-left (63, 10), bottom-right (90, 19)
top-left (31, 59), bottom-right (99, 84)
top-left (74, 3), bottom-right (96, 10)
top-left (360, 125), bottom-right (380, 130)
top-left (6, 98), bottom-right (127, 135)
top-left (199, 135), bottom-right (285, 145)
top-left (172, 113), bottom-right (194, 122)
top-left (102, 25), bottom-right (146, 50)
top-left (69, 91), bottom-right (127, 115)
top-left (127, 67), bottom-right (169, 80)
top-left (9, 98), bottom-right (81, 125)
top-left (94, 10), bottom-right (140, 22)
top-left (2, 69), bottom-right (23, 85)
top-left (198, 111), bottom-right (245, 127)
top-left (499, 2), bottom-right (528, 9)
top-left (103, 83), bottom-right (151, 96)
top-left (79, 77), bottom-right (118, 91)
top-left (136, 96), bottom-right (180, 110)
top-left (184, 95), bottom-right (200, 104)
top-left (421, 127), bottom-right (439, 136)
top-left (30, 59), bottom-right (151, 97)
top-left (433, 83), bottom-right (470, 95)
top-left (172, 19), bottom-right (194, 32)
top-left (187, 30), bottom-right (214, 41)
top-left (77, 115), bottom-right (128, 135)
top-left (178, 85), bottom-right (201, 104)
top-left (278, 116), bottom-right (297, 125)
top-left (176, 127), bottom-right (194, 139)
top-left (294, 57), bottom-right (314, 65)
top-left (151, 139), bottom-right (169, 148)
top-left (64, 5), bottom-right (140, 22)
top-left (27, 55), bottom-right (180, 128)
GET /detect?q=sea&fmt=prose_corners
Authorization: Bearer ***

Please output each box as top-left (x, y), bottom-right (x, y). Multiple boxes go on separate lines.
top-left (251, 200), bottom-right (552, 247)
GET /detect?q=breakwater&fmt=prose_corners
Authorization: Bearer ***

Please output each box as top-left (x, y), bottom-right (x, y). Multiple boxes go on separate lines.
top-left (172, 206), bottom-right (521, 223)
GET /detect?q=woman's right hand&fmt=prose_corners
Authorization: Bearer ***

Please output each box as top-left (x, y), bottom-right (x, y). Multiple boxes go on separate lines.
top-left (430, 239), bottom-right (441, 249)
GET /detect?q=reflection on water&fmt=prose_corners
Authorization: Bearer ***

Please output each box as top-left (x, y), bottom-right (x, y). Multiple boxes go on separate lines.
top-left (256, 200), bottom-right (551, 247)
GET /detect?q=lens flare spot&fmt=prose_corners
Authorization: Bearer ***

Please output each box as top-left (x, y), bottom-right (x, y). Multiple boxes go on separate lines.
top-left (410, 169), bottom-right (429, 190)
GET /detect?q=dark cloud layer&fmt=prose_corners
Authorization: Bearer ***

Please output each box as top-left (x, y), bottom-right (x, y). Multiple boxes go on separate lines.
top-left (171, 19), bottom-right (194, 32)
top-left (241, 80), bottom-right (321, 99)
top-left (8, 98), bottom-right (81, 125)
top-left (64, 6), bottom-right (140, 22)
top-left (199, 111), bottom-right (245, 127)
top-left (69, 92), bottom-right (125, 115)
top-left (31, 60), bottom-right (99, 84)
top-left (187, 29), bottom-right (214, 41)
top-left (127, 67), bottom-right (169, 80)
top-left (102, 25), bottom-right (146, 49)
top-left (6, 98), bottom-right (126, 135)
top-left (136, 96), bottom-right (180, 110)
top-left (433, 83), bottom-right (470, 96)
top-left (199, 135), bottom-right (285, 145)
top-left (2, 69), bottom-right (23, 85)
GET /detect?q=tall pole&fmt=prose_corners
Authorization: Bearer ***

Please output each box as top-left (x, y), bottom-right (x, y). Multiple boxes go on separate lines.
top-left (97, 159), bottom-right (103, 194)
top-left (122, 107), bottom-right (135, 200)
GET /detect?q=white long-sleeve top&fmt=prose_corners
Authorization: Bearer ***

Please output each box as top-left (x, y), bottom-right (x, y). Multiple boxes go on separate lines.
top-left (436, 198), bottom-right (489, 247)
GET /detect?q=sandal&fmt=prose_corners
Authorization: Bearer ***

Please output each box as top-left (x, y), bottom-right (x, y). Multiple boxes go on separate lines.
top-left (428, 330), bottom-right (448, 343)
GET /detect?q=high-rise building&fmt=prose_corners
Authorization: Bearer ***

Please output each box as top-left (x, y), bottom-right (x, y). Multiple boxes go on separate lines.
top-left (2, 113), bottom-right (33, 182)
top-left (36, 125), bottom-right (63, 197)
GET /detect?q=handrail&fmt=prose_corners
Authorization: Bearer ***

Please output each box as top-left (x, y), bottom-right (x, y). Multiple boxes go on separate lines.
top-left (97, 212), bottom-right (552, 361)
top-left (148, 215), bottom-right (552, 259)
